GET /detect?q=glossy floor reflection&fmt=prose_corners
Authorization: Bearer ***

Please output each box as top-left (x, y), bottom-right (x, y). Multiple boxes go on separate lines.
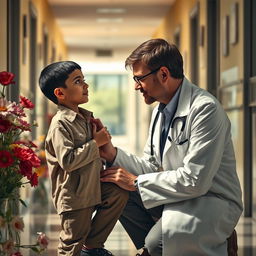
top-left (44, 214), bottom-right (139, 256)
top-left (21, 213), bottom-right (140, 256)
top-left (20, 208), bottom-right (256, 256)
top-left (236, 217), bottom-right (256, 256)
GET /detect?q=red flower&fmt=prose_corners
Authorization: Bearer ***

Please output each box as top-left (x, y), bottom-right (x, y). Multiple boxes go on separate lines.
top-left (0, 71), bottom-right (15, 86)
top-left (28, 140), bottom-right (38, 148)
top-left (29, 172), bottom-right (38, 187)
top-left (0, 150), bottom-right (14, 168)
top-left (19, 96), bottom-right (34, 109)
top-left (0, 119), bottom-right (12, 133)
top-left (30, 152), bottom-right (41, 168)
top-left (13, 147), bottom-right (41, 168)
top-left (10, 252), bottom-right (23, 256)
top-left (16, 119), bottom-right (31, 131)
top-left (10, 216), bottom-right (24, 232)
top-left (37, 232), bottom-right (49, 249)
top-left (13, 147), bottom-right (30, 161)
top-left (19, 160), bottom-right (33, 178)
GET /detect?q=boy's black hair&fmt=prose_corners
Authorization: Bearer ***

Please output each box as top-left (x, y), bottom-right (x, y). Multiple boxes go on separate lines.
top-left (39, 61), bottom-right (81, 104)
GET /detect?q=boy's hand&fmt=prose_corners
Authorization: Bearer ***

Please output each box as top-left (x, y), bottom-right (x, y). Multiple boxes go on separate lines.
top-left (91, 117), bottom-right (117, 162)
top-left (91, 118), bottom-right (103, 132)
top-left (92, 123), bottom-right (111, 147)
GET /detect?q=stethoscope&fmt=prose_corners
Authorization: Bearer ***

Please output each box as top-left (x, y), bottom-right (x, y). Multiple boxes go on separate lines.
top-left (149, 110), bottom-right (187, 168)
top-left (168, 115), bottom-right (188, 144)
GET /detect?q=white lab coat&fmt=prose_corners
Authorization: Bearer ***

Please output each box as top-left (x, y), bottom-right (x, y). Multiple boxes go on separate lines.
top-left (113, 78), bottom-right (243, 256)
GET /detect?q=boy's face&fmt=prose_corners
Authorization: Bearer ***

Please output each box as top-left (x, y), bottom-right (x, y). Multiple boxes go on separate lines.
top-left (59, 69), bottom-right (89, 108)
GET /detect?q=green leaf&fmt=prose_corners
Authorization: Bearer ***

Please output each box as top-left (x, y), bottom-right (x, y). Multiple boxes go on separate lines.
top-left (31, 247), bottom-right (40, 253)
top-left (19, 198), bottom-right (27, 207)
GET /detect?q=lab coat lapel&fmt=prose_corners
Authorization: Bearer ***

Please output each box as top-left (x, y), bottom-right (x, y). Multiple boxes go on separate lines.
top-left (162, 78), bottom-right (192, 165)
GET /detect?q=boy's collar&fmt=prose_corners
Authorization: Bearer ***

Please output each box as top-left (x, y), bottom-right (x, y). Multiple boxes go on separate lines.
top-left (57, 105), bottom-right (92, 122)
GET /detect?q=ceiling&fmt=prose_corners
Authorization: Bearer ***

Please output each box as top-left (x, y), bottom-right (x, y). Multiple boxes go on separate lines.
top-left (47, 0), bottom-right (175, 61)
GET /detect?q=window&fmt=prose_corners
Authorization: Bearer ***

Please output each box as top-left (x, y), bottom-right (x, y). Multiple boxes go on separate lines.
top-left (83, 74), bottom-right (128, 135)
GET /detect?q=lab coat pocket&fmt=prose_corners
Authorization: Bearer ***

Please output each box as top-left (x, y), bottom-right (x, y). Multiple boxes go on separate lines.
top-left (170, 140), bottom-right (189, 168)
top-left (167, 135), bottom-right (188, 146)
top-left (176, 140), bottom-right (189, 154)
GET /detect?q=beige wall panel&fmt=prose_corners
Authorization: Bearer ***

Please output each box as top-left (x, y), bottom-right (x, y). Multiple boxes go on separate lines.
top-left (220, 0), bottom-right (244, 84)
top-left (31, 0), bottom-right (67, 63)
top-left (31, 0), bottom-right (67, 130)
top-left (227, 110), bottom-right (244, 200)
top-left (0, 0), bottom-right (7, 71)
top-left (198, 0), bottom-right (207, 89)
top-left (17, 0), bottom-right (67, 139)
top-left (19, 0), bottom-right (67, 94)
top-left (20, 0), bottom-right (29, 97)
top-left (152, 0), bottom-right (208, 88)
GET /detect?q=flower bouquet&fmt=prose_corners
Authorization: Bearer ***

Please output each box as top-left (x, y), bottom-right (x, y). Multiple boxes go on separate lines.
top-left (31, 135), bottom-right (49, 214)
top-left (0, 71), bottom-right (48, 255)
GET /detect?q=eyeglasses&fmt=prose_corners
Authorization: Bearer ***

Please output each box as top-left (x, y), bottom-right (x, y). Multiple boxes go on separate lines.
top-left (133, 67), bottom-right (160, 84)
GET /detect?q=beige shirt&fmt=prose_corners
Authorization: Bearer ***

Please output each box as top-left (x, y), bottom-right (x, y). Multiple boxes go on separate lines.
top-left (45, 105), bottom-right (102, 214)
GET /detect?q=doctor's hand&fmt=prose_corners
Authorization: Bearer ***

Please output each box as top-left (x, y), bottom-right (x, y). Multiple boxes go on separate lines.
top-left (100, 167), bottom-right (137, 191)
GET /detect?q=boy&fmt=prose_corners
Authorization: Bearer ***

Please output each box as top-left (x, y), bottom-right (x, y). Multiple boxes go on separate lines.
top-left (39, 61), bottom-right (128, 256)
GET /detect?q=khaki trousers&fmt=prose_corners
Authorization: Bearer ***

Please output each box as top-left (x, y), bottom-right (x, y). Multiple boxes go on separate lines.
top-left (58, 183), bottom-right (128, 256)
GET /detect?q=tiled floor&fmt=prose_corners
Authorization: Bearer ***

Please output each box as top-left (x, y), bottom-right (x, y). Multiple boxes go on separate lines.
top-left (20, 208), bottom-right (256, 256)
top-left (21, 212), bottom-right (140, 256)
top-left (236, 217), bottom-right (256, 256)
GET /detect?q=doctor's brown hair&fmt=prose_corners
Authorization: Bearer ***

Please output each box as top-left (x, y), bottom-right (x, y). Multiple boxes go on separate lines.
top-left (125, 38), bottom-right (184, 79)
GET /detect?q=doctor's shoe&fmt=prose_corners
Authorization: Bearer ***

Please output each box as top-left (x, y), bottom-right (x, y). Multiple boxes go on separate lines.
top-left (135, 248), bottom-right (151, 256)
top-left (81, 246), bottom-right (114, 256)
top-left (227, 229), bottom-right (238, 256)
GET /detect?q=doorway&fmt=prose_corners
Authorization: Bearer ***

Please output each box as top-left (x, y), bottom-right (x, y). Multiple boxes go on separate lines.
top-left (207, 0), bottom-right (219, 97)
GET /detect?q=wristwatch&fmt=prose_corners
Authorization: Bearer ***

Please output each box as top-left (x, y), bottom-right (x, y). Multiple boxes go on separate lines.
top-left (133, 179), bottom-right (138, 190)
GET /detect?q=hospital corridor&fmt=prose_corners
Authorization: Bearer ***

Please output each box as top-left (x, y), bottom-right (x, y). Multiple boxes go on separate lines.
top-left (0, 0), bottom-right (256, 255)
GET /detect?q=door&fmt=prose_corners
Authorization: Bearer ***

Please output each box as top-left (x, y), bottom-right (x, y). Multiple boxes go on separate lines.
top-left (207, 0), bottom-right (219, 97)
top-left (7, 0), bottom-right (20, 102)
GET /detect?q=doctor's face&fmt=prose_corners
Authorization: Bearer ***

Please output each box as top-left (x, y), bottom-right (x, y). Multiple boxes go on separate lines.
top-left (132, 62), bottom-right (163, 105)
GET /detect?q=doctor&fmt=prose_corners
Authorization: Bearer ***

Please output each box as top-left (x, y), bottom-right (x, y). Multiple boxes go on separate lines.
top-left (100, 38), bottom-right (243, 256)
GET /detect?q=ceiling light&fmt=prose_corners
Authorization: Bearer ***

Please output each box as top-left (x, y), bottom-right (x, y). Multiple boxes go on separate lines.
top-left (97, 18), bottom-right (123, 23)
top-left (96, 8), bottom-right (126, 14)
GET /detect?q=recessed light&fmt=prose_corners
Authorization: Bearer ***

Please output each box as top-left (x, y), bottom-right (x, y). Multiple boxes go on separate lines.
top-left (96, 8), bottom-right (126, 14)
top-left (97, 18), bottom-right (123, 23)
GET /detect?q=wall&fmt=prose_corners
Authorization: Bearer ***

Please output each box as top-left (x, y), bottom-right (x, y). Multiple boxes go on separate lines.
top-left (219, 0), bottom-right (244, 196)
top-left (220, 0), bottom-right (244, 80)
top-left (0, 0), bottom-right (7, 71)
top-left (18, 0), bottom-right (67, 137)
top-left (152, 0), bottom-right (207, 88)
